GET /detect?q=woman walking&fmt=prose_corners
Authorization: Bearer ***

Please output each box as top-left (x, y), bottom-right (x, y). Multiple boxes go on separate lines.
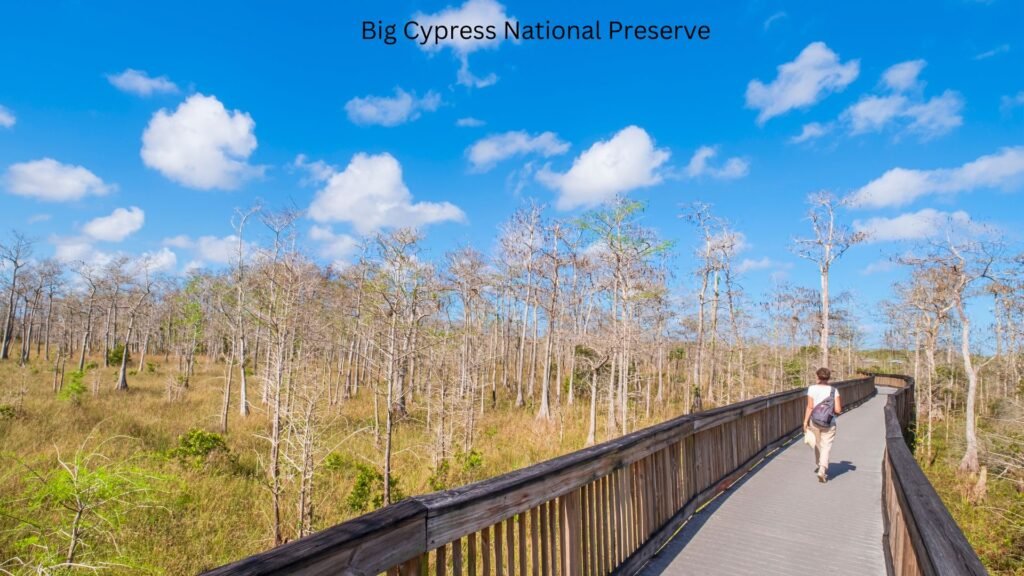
top-left (804, 367), bottom-right (843, 483)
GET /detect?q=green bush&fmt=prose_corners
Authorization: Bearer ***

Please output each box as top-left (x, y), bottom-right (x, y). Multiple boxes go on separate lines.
top-left (324, 452), bottom-right (360, 474)
top-left (107, 343), bottom-right (130, 366)
top-left (58, 370), bottom-right (87, 405)
top-left (346, 465), bottom-right (402, 512)
top-left (0, 404), bottom-right (18, 419)
top-left (169, 429), bottom-right (227, 464)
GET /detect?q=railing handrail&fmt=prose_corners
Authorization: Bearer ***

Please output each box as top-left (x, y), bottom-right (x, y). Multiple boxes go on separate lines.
top-left (204, 377), bottom-right (873, 575)
top-left (882, 379), bottom-right (987, 576)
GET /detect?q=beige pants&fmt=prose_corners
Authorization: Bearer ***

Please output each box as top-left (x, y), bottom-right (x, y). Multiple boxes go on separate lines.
top-left (810, 423), bottom-right (836, 474)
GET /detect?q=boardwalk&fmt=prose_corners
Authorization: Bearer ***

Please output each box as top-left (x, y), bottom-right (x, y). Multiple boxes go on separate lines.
top-left (640, 389), bottom-right (892, 576)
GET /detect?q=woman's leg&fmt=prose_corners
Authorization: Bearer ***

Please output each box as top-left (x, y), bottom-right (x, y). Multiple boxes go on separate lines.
top-left (818, 425), bottom-right (836, 475)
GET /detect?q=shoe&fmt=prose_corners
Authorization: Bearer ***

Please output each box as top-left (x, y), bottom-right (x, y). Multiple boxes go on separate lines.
top-left (817, 470), bottom-right (827, 483)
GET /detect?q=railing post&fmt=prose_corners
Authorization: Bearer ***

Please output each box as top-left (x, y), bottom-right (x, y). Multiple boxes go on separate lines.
top-left (561, 490), bottom-right (582, 576)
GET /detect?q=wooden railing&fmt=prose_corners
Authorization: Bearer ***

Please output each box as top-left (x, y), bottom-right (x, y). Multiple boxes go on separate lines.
top-left (879, 374), bottom-right (987, 576)
top-left (204, 377), bottom-right (877, 576)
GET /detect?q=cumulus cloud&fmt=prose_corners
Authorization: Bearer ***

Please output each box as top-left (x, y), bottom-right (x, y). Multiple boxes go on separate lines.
top-left (684, 146), bottom-right (749, 180)
top-left (107, 69), bottom-right (179, 96)
top-left (745, 42), bottom-right (859, 124)
top-left (456, 117), bottom-right (485, 127)
top-left (0, 105), bottom-right (15, 128)
top-left (412, 0), bottom-right (514, 87)
top-left (51, 236), bottom-right (97, 263)
top-left (83, 206), bottom-right (145, 242)
top-left (854, 209), bottom-right (978, 242)
top-left (467, 131), bottom-right (569, 171)
top-left (141, 93), bottom-right (262, 190)
top-left (3, 158), bottom-right (113, 202)
top-left (161, 234), bottom-right (245, 266)
top-left (309, 225), bottom-right (360, 267)
top-left (306, 152), bottom-right (465, 234)
top-left (345, 88), bottom-right (441, 127)
top-left (847, 146), bottom-right (1024, 208)
top-left (140, 247), bottom-right (177, 273)
top-left (840, 61), bottom-right (963, 140)
top-left (882, 59), bottom-right (926, 92)
top-left (536, 126), bottom-right (669, 211)
top-left (790, 122), bottom-right (831, 143)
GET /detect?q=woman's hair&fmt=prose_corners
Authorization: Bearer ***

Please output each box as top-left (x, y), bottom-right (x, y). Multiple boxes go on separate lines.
top-left (816, 367), bottom-right (832, 381)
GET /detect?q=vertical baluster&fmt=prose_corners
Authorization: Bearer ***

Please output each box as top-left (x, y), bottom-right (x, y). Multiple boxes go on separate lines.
top-left (482, 525), bottom-right (491, 576)
top-left (494, 520), bottom-right (503, 576)
top-left (505, 516), bottom-right (516, 576)
top-left (531, 507), bottom-right (540, 576)
top-left (468, 532), bottom-right (477, 576)
top-left (453, 536), bottom-right (463, 576)
top-left (437, 543), bottom-right (447, 576)
top-left (519, 512), bottom-right (528, 576)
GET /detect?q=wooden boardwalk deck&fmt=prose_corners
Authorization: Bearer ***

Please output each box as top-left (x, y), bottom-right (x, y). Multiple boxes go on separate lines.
top-left (639, 389), bottom-right (891, 576)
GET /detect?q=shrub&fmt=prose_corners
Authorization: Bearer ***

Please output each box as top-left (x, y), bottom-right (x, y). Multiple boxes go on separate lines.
top-left (324, 452), bottom-right (360, 475)
top-left (346, 465), bottom-right (402, 512)
top-left (58, 370), bottom-right (87, 405)
top-left (107, 343), bottom-right (130, 366)
top-left (169, 429), bottom-right (227, 464)
top-left (0, 404), bottom-right (18, 419)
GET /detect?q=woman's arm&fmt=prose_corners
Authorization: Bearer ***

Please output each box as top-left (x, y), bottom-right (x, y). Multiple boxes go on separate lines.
top-left (803, 395), bottom-right (814, 430)
top-left (834, 391), bottom-right (843, 414)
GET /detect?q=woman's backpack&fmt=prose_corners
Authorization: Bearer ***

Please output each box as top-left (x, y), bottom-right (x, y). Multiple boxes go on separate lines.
top-left (810, 387), bottom-right (836, 428)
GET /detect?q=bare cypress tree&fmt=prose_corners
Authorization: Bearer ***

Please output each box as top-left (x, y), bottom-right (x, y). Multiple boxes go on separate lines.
top-left (792, 192), bottom-right (863, 369)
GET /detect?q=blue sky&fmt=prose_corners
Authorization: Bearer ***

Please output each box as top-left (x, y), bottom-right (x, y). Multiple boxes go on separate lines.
top-left (1, 0), bottom-right (1022, 344)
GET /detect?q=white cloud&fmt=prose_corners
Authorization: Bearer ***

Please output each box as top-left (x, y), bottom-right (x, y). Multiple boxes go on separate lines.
top-left (974, 44), bottom-right (1009, 60)
top-left (882, 59), bottom-right (926, 92)
top-left (840, 61), bottom-right (962, 140)
top-left (536, 125), bottom-right (670, 211)
top-left (467, 131), bottom-right (569, 171)
top-left (161, 234), bottom-right (242, 265)
top-left (763, 12), bottom-right (787, 31)
top-left (162, 234), bottom-right (194, 249)
top-left (736, 257), bottom-right (792, 274)
top-left (3, 158), bottom-right (113, 202)
top-left (345, 88), bottom-right (441, 127)
top-left (309, 225), bottom-right (360, 267)
top-left (83, 206), bottom-right (145, 242)
top-left (456, 117), bottom-right (485, 127)
top-left (51, 236), bottom-right (95, 263)
top-left (903, 91), bottom-right (964, 138)
top-left (0, 105), bottom-right (15, 128)
top-left (307, 152), bottom-right (465, 234)
top-left (684, 146), bottom-right (749, 180)
top-left (848, 146), bottom-right (1024, 208)
top-left (412, 0), bottom-right (514, 87)
top-left (862, 259), bottom-right (896, 275)
top-left (195, 235), bottom-right (242, 264)
top-left (854, 209), bottom-right (977, 242)
top-left (140, 247), bottom-right (177, 273)
top-left (28, 214), bottom-right (51, 224)
top-left (107, 69), bottom-right (179, 96)
top-left (141, 93), bottom-right (262, 190)
top-left (745, 42), bottom-right (859, 124)
top-left (1001, 91), bottom-right (1024, 113)
top-left (790, 122), bottom-right (831, 143)
top-left (843, 94), bottom-right (909, 134)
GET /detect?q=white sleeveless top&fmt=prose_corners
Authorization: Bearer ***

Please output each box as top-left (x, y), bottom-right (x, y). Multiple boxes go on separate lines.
top-left (807, 384), bottom-right (839, 406)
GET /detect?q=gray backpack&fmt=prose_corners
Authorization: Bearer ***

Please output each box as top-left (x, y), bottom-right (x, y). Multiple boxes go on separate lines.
top-left (810, 387), bottom-right (836, 428)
